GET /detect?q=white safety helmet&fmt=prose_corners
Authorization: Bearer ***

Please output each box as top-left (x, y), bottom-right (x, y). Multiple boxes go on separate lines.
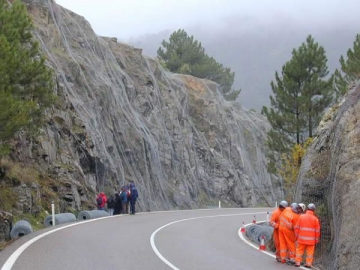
top-left (279, 200), bottom-right (288, 208)
top-left (298, 203), bottom-right (306, 213)
top-left (291, 203), bottom-right (298, 213)
top-left (307, 203), bottom-right (316, 211)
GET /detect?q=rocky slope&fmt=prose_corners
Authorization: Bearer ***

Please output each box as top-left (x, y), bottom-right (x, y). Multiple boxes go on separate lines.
top-left (1, 0), bottom-right (283, 244)
top-left (295, 82), bottom-right (360, 269)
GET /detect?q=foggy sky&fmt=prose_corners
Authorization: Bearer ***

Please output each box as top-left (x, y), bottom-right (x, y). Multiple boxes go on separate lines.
top-left (55, 0), bottom-right (359, 40)
top-left (55, 0), bottom-right (360, 110)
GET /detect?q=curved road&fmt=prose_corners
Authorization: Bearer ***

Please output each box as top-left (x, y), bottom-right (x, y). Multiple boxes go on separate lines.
top-left (0, 208), bottom-right (301, 270)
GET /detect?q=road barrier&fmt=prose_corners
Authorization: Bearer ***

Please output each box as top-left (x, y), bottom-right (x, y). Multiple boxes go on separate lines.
top-left (44, 213), bottom-right (76, 227)
top-left (10, 220), bottom-right (33, 239)
top-left (77, 210), bottom-right (109, 220)
top-left (259, 235), bottom-right (266, 250)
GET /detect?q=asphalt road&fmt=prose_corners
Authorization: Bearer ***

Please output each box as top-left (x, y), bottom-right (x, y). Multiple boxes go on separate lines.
top-left (0, 208), bottom-right (302, 270)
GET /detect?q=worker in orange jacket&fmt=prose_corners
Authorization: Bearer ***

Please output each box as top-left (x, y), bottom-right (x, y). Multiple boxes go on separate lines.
top-left (269, 200), bottom-right (288, 262)
top-left (278, 203), bottom-right (301, 264)
top-left (294, 203), bottom-right (321, 268)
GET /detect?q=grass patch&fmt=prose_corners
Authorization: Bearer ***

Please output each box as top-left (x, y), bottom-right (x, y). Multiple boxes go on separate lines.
top-left (13, 212), bottom-right (47, 231)
top-left (0, 186), bottom-right (18, 211)
top-left (0, 159), bottom-right (40, 185)
top-left (307, 149), bottom-right (331, 181)
top-left (53, 116), bottom-right (66, 126)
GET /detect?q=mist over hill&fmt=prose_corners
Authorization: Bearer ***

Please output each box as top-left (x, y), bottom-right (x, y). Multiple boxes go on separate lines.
top-left (126, 17), bottom-right (358, 111)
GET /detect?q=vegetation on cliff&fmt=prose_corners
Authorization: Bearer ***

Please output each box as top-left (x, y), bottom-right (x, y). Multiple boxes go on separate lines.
top-left (157, 29), bottom-right (240, 101)
top-left (263, 33), bottom-right (360, 197)
top-left (262, 35), bottom-right (334, 187)
top-left (0, 0), bottom-right (57, 241)
top-left (0, 0), bottom-right (55, 155)
top-left (334, 34), bottom-right (360, 98)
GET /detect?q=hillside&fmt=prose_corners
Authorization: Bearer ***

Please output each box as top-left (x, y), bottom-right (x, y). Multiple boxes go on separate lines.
top-left (128, 21), bottom-right (358, 111)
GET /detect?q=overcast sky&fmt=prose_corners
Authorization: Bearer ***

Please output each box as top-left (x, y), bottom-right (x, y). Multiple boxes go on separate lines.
top-left (55, 0), bottom-right (359, 40)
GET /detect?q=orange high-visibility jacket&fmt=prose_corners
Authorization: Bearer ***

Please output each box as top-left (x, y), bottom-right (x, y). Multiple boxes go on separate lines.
top-left (279, 207), bottom-right (299, 230)
top-left (294, 210), bottom-right (320, 245)
top-left (270, 208), bottom-right (282, 228)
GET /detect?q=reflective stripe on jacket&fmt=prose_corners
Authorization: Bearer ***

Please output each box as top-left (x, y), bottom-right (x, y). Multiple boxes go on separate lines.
top-left (279, 207), bottom-right (299, 230)
top-left (294, 210), bottom-right (320, 245)
top-left (270, 208), bottom-right (282, 229)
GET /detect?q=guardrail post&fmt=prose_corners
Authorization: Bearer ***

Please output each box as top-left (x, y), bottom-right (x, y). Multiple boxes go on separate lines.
top-left (51, 201), bottom-right (55, 226)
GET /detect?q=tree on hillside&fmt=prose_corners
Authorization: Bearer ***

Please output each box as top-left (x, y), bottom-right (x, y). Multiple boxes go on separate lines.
top-left (334, 34), bottom-right (360, 99)
top-left (262, 35), bottom-right (333, 172)
top-left (293, 35), bottom-right (333, 138)
top-left (0, 0), bottom-right (54, 155)
top-left (157, 29), bottom-right (205, 74)
top-left (157, 29), bottom-right (240, 100)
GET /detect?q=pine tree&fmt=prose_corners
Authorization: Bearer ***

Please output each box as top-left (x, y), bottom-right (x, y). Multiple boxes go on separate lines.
top-left (334, 34), bottom-right (360, 98)
top-left (293, 35), bottom-right (333, 138)
top-left (0, 0), bottom-right (54, 155)
top-left (262, 35), bottom-right (333, 171)
top-left (157, 29), bottom-right (205, 74)
top-left (157, 29), bottom-right (240, 100)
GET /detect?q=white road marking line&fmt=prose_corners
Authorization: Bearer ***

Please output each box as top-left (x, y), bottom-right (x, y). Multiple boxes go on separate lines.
top-left (1, 216), bottom-right (111, 270)
top-left (2, 208), bottom-right (271, 270)
top-left (150, 212), bottom-right (268, 270)
top-left (237, 220), bottom-right (276, 257)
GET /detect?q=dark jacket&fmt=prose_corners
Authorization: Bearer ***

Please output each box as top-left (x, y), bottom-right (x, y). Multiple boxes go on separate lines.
top-left (107, 195), bottom-right (115, 209)
top-left (130, 186), bottom-right (138, 200)
top-left (120, 191), bottom-right (127, 203)
top-left (113, 193), bottom-right (122, 215)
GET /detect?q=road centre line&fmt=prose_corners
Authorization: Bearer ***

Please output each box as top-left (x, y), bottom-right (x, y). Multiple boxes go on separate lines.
top-left (2, 208), bottom-right (270, 270)
top-left (150, 212), bottom-right (268, 270)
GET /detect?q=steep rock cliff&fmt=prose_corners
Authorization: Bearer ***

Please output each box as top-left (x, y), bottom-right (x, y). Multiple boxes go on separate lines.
top-left (295, 83), bottom-right (360, 270)
top-left (2, 0), bottom-right (283, 218)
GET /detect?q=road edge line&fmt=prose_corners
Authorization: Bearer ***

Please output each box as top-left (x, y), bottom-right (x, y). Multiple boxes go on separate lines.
top-left (1, 216), bottom-right (110, 270)
top-left (237, 221), bottom-right (312, 270)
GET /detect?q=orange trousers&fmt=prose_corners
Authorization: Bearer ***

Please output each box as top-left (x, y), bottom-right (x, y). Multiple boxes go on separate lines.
top-left (279, 227), bottom-right (296, 261)
top-left (273, 228), bottom-right (280, 259)
top-left (295, 243), bottom-right (315, 266)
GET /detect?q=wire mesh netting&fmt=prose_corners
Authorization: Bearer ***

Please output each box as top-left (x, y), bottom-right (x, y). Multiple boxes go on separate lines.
top-left (295, 83), bottom-right (360, 269)
top-left (24, 0), bottom-right (284, 213)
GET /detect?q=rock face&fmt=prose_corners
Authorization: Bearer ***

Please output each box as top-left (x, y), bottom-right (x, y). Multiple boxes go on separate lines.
top-left (0, 211), bottom-right (12, 249)
top-left (295, 83), bottom-right (360, 270)
top-left (2, 0), bottom-right (284, 217)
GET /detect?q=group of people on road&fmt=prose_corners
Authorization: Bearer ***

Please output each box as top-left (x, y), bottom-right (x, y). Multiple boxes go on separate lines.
top-left (96, 181), bottom-right (139, 215)
top-left (270, 200), bottom-right (320, 268)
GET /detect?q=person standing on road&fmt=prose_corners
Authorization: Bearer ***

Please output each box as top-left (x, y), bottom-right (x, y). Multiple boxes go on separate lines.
top-left (125, 185), bottom-right (131, 214)
top-left (113, 192), bottom-right (122, 215)
top-left (278, 203), bottom-right (301, 264)
top-left (269, 200), bottom-right (288, 262)
top-left (294, 203), bottom-right (321, 268)
top-left (107, 194), bottom-right (116, 215)
top-left (120, 187), bottom-right (128, 214)
top-left (96, 192), bottom-right (107, 210)
top-left (129, 182), bottom-right (138, 215)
